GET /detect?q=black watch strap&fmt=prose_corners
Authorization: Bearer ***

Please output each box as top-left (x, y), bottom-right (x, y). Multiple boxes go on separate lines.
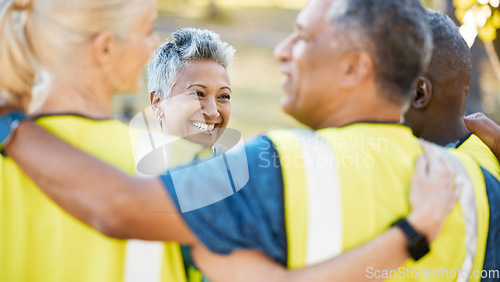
top-left (392, 218), bottom-right (430, 261)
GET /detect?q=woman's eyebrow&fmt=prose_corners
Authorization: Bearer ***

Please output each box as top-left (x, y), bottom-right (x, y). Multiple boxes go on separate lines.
top-left (220, 86), bottom-right (231, 91)
top-left (186, 84), bottom-right (207, 90)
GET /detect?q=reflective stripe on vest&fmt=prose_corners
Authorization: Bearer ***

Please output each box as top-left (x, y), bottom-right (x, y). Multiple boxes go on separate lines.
top-left (438, 149), bottom-right (477, 282)
top-left (268, 126), bottom-right (489, 281)
top-left (125, 241), bottom-right (164, 282)
top-left (292, 129), bottom-right (343, 265)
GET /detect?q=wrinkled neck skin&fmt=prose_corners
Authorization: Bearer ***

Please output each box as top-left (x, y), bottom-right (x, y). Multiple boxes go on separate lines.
top-left (33, 76), bottom-right (114, 120)
top-left (311, 92), bottom-right (403, 130)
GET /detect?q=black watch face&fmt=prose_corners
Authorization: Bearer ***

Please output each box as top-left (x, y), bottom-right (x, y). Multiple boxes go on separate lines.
top-left (408, 234), bottom-right (430, 261)
top-left (0, 118), bottom-right (11, 143)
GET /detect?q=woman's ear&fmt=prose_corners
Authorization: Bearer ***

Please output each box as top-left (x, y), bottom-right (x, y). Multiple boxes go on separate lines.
top-left (91, 30), bottom-right (118, 66)
top-left (150, 91), bottom-right (163, 116)
top-left (412, 76), bottom-right (433, 109)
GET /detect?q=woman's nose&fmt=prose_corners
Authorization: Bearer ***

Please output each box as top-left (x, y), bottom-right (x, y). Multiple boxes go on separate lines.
top-left (201, 98), bottom-right (219, 120)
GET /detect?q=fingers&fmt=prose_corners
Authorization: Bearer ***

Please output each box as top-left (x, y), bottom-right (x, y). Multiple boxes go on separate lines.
top-left (464, 112), bottom-right (486, 120)
top-left (414, 155), bottom-right (427, 177)
top-left (451, 181), bottom-right (463, 210)
top-left (409, 143), bottom-right (460, 242)
top-left (419, 139), bottom-right (453, 179)
top-left (419, 139), bottom-right (434, 174)
top-left (443, 179), bottom-right (462, 218)
top-left (464, 112), bottom-right (498, 135)
top-left (463, 112), bottom-right (500, 160)
top-left (464, 114), bottom-right (484, 134)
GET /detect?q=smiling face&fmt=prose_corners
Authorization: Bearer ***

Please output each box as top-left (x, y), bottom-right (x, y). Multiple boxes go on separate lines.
top-left (274, 0), bottom-right (352, 128)
top-left (157, 59), bottom-right (231, 147)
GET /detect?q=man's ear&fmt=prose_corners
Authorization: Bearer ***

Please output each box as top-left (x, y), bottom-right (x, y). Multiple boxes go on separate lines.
top-left (91, 30), bottom-right (118, 66)
top-left (339, 51), bottom-right (373, 88)
top-left (412, 76), bottom-right (432, 109)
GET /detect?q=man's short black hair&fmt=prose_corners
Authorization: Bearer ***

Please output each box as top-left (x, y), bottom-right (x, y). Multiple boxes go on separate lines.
top-left (427, 10), bottom-right (472, 98)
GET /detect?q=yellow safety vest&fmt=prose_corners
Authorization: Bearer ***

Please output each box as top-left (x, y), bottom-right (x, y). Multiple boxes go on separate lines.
top-left (268, 123), bottom-right (489, 281)
top-left (0, 115), bottom-right (186, 282)
top-left (455, 134), bottom-right (500, 180)
top-left (129, 108), bottom-right (208, 282)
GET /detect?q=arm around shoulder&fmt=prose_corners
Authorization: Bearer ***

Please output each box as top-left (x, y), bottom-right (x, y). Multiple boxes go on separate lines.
top-left (5, 120), bottom-right (195, 243)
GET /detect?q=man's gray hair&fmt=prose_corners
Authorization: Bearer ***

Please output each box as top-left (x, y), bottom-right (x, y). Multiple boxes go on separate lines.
top-left (328, 0), bottom-right (432, 104)
top-left (148, 28), bottom-right (235, 99)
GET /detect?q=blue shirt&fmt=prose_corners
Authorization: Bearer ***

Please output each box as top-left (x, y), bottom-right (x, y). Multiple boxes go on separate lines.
top-left (159, 134), bottom-right (500, 270)
top-left (160, 135), bottom-right (288, 265)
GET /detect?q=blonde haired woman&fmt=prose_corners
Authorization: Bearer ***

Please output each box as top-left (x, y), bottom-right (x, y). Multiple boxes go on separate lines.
top-left (0, 0), bottom-right (188, 281)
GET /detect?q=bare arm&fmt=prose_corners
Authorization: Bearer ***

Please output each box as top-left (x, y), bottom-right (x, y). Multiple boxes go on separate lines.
top-left (5, 120), bottom-right (196, 243)
top-left (191, 141), bottom-right (460, 282)
top-left (5, 117), bottom-right (457, 281)
top-left (464, 112), bottom-right (500, 161)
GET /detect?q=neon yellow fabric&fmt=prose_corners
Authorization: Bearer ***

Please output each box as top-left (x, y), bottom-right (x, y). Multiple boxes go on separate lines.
top-left (269, 123), bottom-right (489, 281)
top-left (448, 150), bottom-right (489, 280)
top-left (455, 134), bottom-right (500, 180)
top-left (186, 264), bottom-right (204, 282)
top-left (267, 130), bottom-right (309, 269)
top-left (0, 115), bottom-right (186, 282)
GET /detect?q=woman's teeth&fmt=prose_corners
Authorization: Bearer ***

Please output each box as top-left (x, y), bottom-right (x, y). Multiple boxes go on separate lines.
top-left (192, 122), bottom-right (215, 132)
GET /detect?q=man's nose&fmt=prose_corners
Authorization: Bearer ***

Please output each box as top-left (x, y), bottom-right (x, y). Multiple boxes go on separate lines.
top-left (274, 33), bottom-right (295, 62)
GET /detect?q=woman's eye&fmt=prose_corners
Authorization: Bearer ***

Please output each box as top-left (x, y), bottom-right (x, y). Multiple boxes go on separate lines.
top-left (191, 91), bottom-right (204, 97)
top-left (219, 94), bottom-right (231, 100)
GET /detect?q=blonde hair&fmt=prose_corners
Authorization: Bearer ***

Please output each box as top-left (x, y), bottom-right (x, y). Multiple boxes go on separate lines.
top-left (0, 0), bottom-right (150, 111)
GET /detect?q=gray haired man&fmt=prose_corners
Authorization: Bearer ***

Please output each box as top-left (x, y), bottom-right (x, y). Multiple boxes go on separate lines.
top-left (2, 0), bottom-right (496, 281)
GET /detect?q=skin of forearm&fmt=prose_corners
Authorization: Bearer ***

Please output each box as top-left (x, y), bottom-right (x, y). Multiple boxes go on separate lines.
top-left (192, 227), bottom-right (409, 282)
top-left (285, 227), bottom-right (408, 282)
top-left (192, 246), bottom-right (287, 282)
top-left (4, 119), bottom-right (444, 281)
top-left (5, 122), bottom-right (195, 243)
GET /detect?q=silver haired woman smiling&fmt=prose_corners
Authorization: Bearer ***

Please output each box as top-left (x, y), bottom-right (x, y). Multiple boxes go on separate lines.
top-left (148, 28), bottom-right (235, 148)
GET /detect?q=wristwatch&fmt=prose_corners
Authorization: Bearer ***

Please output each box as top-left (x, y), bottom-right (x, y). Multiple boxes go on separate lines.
top-left (0, 111), bottom-right (28, 155)
top-left (392, 218), bottom-right (430, 261)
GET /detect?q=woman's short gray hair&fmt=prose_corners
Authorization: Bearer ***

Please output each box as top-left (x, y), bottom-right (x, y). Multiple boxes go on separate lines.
top-left (148, 28), bottom-right (235, 99)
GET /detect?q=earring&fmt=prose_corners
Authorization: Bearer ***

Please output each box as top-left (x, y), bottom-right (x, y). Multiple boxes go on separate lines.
top-left (158, 113), bottom-right (164, 130)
